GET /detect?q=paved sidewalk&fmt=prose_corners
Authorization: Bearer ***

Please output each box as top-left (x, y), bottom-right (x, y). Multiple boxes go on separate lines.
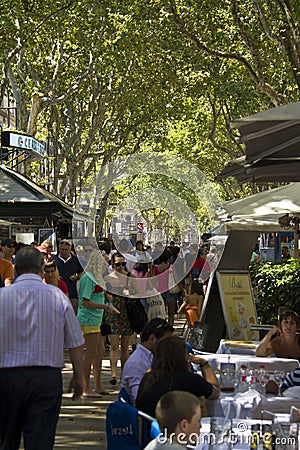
top-left (54, 355), bottom-right (120, 450)
top-left (51, 317), bottom-right (186, 449)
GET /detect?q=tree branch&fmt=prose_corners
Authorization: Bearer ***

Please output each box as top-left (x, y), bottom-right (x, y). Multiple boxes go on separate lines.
top-left (254, 0), bottom-right (282, 48)
top-left (169, 0), bottom-right (282, 105)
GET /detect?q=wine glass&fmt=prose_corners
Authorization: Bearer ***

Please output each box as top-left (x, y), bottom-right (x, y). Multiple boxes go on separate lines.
top-left (258, 368), bottom-right (269, 396)
top-left (273, 370), bottom-right (285, 396)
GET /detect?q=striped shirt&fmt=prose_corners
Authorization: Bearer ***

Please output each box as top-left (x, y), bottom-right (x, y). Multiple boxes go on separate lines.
top-left (0, 274), bottom-right (84, 368)
top-left (281, 368), bottom-right (300, 390)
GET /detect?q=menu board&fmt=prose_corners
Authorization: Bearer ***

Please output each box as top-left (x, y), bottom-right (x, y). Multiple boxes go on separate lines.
top-left (216, 271), bottom-right (259, 341)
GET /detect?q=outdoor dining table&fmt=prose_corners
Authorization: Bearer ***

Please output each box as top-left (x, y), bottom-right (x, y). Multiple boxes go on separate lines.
top-left (206, 391), bottom-right (300, 420)
top-left (195, 416), bottom-right (294, 450)
top-left (193, 351), bottom-right (299, 373)
top-left (216, 339), bottom-right (258, 355)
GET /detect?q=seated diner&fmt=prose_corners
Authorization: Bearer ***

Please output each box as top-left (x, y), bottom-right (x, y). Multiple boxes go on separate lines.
top-left (136, 335), bottom-right (220, 418)
top-left (255, 310), bottom-right (300, 359)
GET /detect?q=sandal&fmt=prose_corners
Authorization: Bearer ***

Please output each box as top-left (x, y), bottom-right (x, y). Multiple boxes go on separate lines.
top-left (109, 377), bottom-right (117, 386)
top-left (96, 389), bottom-right (110, 395)
top-left (82, 391), bottom-right (103, 398)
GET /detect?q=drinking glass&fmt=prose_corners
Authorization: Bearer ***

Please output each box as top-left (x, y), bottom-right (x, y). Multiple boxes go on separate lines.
top-left (209, 418), bottom-right (232, 450)
top-left (273, 370), bottom-right (285, 396)
top-left (257, 368), bottom-right (269, 396)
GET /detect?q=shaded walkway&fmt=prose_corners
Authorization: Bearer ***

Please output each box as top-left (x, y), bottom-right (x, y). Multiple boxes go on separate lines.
top-left (55, 357), bottom-right (120, 450)
top-left (21, 317), bottom-right (185, 449)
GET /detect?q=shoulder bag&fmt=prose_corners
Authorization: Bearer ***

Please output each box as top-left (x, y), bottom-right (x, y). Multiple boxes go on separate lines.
top-left (125, 274), bottom-right (148, 333)
top-left (125, 298), bottom-right (148, 334)
top-left (146, 288), bottom-right (167, 320)
top-left (188, 321), bottom-right (204, 351)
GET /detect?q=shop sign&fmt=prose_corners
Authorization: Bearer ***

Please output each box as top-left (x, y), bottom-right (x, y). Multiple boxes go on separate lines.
top-left (1, 131), bottom-right (45, 159)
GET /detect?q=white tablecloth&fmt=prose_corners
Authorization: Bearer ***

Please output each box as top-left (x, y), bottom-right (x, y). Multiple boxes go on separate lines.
top-left (216, 340), bottom-right (259, 355)
top-left (207, 391), bottom-right (300, 420)
top-left (193, 351), bottom-right (299, 372)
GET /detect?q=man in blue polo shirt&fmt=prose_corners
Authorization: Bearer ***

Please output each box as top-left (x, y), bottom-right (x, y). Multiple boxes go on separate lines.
top-left (53, 240), bottom-right (84, 313)
top-left (121, 318), bottom-right (174, 405)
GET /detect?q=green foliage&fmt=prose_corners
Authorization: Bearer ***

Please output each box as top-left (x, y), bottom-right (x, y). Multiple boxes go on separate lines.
top-left (2, 0), bottom-right (300, 211)
top-left (249, 260), bottom-right (300, 325)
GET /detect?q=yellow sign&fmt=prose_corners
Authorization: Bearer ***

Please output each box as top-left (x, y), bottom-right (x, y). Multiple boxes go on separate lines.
top-left (217, 272), bottom-right (259, 341)
top-left (43, 218), bottom-right (50, 228)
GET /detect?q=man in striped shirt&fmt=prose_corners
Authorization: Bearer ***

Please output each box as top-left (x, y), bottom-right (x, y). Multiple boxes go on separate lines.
top-left (0, 247), bottom-right (85, 450)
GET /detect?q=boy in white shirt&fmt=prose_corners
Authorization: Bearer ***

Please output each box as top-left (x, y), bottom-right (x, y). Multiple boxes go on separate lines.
top-left (144, 391), bottom-right (201, 449)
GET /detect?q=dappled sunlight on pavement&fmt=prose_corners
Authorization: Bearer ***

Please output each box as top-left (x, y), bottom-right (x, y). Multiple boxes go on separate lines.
top-left (20, 317), bottom-right (185, 449)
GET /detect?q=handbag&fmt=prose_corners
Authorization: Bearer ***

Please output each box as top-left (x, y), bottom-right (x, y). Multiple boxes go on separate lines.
top-left (146, 288), bottom-right (167, 320)
top-left (125, 298), bottom-right (148, 334)
top-left (100, 314), bottom-right (112, 336)
top-left (168, 266), bottom-right (180, 294)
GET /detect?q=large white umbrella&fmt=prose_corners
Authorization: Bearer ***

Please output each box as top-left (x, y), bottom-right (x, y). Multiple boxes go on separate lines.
top-left (224, 183), bottom-right (300, 218)
top-left (220, 183), bottom-right (300, 255)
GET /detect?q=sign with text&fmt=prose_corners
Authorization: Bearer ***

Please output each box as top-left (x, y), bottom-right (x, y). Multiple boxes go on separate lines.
top-left (216, 272), bottom-right (259, 341)
top-left (1, 131), bottom-right (45, 160)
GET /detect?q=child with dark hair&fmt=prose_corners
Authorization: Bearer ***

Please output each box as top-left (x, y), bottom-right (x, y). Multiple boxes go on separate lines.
top-left (44, 261), bottom-right (69, 296)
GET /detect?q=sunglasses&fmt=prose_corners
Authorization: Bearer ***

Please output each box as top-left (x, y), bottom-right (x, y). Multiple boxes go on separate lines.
top-left (281, 312), bottom-right (298, 320)
top-left (5, 244), bottom-right (13, 248)
top-left (115, 262), bottom-right (126, 268)
top-left (45, 269), bottom-right (56, 273)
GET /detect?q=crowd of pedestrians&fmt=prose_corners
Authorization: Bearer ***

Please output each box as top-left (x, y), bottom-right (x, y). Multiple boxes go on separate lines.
top-left (0, 235), bottom-right (221, 449)
top-left (0, 246), bottom-right (84, 449)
